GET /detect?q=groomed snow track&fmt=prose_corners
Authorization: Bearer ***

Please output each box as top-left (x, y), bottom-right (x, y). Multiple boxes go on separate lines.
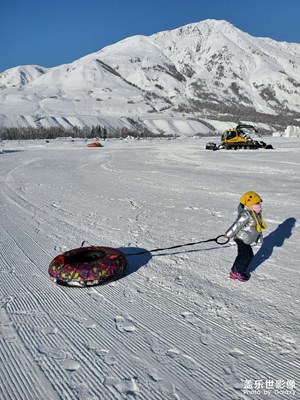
top-left (0, 138), bottom-right (299, 400)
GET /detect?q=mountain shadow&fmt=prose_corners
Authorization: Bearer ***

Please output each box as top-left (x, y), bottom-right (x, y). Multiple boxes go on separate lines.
top-left (248, 217), bottom-right (296, 273)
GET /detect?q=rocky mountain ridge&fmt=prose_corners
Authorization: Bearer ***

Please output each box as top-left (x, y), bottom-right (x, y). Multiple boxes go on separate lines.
top-left (1, 19), bottom-right (299, 134)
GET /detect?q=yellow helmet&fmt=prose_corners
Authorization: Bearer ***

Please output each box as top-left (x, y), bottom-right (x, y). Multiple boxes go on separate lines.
top-left (240, 191), bottom-right (262, 207)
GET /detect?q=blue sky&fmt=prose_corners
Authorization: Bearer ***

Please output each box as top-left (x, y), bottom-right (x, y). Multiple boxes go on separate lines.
top-left (1, 0), bottom-right (299, 73)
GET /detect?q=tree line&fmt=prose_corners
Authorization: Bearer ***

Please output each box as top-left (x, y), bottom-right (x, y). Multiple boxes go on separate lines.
top-left (0, 125), bottom-right (167, 141)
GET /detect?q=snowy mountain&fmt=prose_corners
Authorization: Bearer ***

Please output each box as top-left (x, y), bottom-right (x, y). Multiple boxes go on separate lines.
top-left (1, 19), bottom-right (300, 133)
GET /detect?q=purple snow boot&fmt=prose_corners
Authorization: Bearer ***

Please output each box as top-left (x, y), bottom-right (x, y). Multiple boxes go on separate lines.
top-left (230, 267), bottom-right (250, 282)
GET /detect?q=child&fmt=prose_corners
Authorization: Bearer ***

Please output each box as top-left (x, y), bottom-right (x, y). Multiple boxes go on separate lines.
top-left (224, 191), bottom-right (266, 282)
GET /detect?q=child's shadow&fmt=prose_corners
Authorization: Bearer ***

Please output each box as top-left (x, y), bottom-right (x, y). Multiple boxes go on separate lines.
top-left (248, 217), bottom-right (296, 273)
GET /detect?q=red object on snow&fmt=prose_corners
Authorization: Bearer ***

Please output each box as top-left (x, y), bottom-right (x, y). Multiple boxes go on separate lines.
top-left (87, 142), bottom-right (103, 147)
top-left (48, 246), bottom-right (127, 287)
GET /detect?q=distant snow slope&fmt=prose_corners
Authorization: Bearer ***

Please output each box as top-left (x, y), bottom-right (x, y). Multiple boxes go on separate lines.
top-left (0, 19), bottom-right (300, 131)
top-left (0, 136), bottom-right (299, 399)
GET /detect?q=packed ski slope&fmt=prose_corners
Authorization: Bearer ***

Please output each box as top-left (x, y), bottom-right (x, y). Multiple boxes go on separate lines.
top-left (0, 136), bottom-right (299, 400)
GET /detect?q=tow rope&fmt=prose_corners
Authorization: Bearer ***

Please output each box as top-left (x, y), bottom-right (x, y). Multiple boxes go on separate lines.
top-left (81, 235), bottom-right (229, 258)
top-left (123, 235), bottom-right (229, 257)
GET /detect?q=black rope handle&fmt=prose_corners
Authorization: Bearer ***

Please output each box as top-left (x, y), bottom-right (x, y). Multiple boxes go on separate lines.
top-left (125, 235), bottom-right (229, 257)
top-left (214, 235), bottom-right (230, 245)
top-left (81, 240), bottom-right (95, 247)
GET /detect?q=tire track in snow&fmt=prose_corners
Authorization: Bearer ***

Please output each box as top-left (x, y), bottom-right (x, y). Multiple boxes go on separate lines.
top-left (0, 242), bottom-right (296, 400)
top-left (2, 278), bottom-right (131, 399)
top-left (1, 214), bottom-right (292, 400)
top-left (134, 268), bottom-right (300, 362)
top-left (1, 253), bottom-right (228, 400)
top-left (0, 230), bottom-right (166, 400)
top-left (0, 203), bottom-right (121, 397)
top-left (0, 303), bottom-right (60, 400)
top-left (110, 270), bottom-right (296, 392)
top-left (35, 278), bottom-right (237, 400)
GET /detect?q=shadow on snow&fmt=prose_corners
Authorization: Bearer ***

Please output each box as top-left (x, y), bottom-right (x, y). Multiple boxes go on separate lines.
top-left (0, 149), bottom-right (24, 155)
top-left (248, 217), bottom-right (297, 273)
top-left (120, 243), bottom-right (230, 278)
top-left (119, 247), bottom-right (152, 278)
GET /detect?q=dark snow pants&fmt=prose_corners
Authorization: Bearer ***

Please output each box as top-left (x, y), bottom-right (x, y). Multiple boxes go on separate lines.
top-left (232, 239), bottom-right (254, 274)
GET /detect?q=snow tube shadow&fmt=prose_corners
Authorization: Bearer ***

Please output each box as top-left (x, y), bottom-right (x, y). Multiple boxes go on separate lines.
top-left (119, 247), bottom-right (152, 277)
top-left (48, 246), bottom-right (127, 287)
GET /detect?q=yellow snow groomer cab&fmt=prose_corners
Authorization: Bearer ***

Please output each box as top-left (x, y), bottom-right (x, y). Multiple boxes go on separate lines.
top-left (206, 124), bottom-right (273, 150)
top-left (220, 125), bottom-right (259, 149)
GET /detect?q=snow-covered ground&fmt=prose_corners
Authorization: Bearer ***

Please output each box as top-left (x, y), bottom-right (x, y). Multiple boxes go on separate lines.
top-left (0, 136), bottom-right (299, 400)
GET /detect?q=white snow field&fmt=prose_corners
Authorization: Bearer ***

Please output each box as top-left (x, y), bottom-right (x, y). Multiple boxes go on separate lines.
top-left (0, 136), bottom-right (299, 400)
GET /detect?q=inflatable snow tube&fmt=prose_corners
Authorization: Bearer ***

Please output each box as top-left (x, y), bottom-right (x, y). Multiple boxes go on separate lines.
top-left (48, 246), bottom-right (127, 287)
top-left (87, 142), bottom-right (103, 147)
